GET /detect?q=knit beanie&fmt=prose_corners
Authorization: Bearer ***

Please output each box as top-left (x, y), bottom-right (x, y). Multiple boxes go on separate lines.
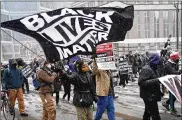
top-left (148, 53), bottom-right (160, 65)
top-left (170, 52), bottom-right (180, 61)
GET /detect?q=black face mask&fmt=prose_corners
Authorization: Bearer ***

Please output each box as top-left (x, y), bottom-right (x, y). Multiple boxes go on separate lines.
top-left (174, 59), bottom-right (179, 64)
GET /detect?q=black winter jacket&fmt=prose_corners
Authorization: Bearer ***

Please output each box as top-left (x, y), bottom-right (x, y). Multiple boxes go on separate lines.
top-left (65, 72), bottom-right (97, 107)
top-left (138, 65), bottom-right (162, 101)
top-left (164, 60), bottom-right (180, 75)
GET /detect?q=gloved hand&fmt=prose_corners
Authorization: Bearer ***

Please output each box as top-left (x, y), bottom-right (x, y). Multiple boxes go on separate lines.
top-left (93, 96), bottom-right (98, 103)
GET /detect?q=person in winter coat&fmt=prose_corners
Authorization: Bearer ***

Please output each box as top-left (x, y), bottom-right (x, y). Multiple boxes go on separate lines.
top-left (36, 59), bottom-right (57, 120)
top-left (133, 53), bottom-right (140, 78)
top-left (118, 57), bottom-right (129, 88)
top-left (2, 59), bottom-right (28, 116)
top-left (63, 59), bottom-right (97, 120)
top-left (62, 65), bottom-right (71, 103)
top-left (162, 52), bottom-right (181, 117)
top-left (92, 60), bottom-right (115, 120)
top-left (51, 64), bottom-right (62, 106)
top-left (138, 53), bottom-right (163, 120)
top-left (16, 58), bottom-right (30, 94)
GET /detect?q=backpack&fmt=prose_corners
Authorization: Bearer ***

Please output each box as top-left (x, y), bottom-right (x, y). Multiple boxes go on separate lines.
top-left (32, 70), bottom-right (41, 91)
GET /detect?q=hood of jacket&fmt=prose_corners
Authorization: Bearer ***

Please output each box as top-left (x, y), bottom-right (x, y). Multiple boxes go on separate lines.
top-left (9, 59), bottom-right (17, 69)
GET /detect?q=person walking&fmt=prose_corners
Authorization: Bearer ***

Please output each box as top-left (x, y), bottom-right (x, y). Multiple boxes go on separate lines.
top-left (36, 59), bottom-right (57, 120)
top-left (62, 65), bottom-right (71, 103)
top-left (16, 58), bottom-right (30, 94)
top-left (118, 57), bottom-right (129, 88)
top-left (92, 60), bottom-right (115, 120)
top-left (162, 52), bottom-right (181, 117)
top-left (138, 53), bottom-right (163, 120)
top-left (62, 59), bottom-right (97, 120)
top-left (2, 59), bottom-right (28, 116)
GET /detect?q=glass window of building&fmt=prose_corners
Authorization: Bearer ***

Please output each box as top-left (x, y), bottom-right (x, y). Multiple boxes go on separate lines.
top-left (153, 1), bottom-right (159, 4)
top-left (2, 29), bottom-right (12, 41)
top-left (88, 2), bottom-right (95, 7)
top-left (154, 11), bottom-right (159, 38)
top-left (163, 11), bottom-right (169, 37)
top-left (137, 11), bottom-right (141, 38)
top-left (4, 2), bottom-right (39, 12)
top-left (1, 13), bottom-right (9, 22)
top-left (14, 44), bottom-right (20, 53)
top-left (2, 43), bottom-right (13, 54)
top-left (144, 11), bottom-right (150, 38)
top-left (172, 11), bottom-right (176, 37)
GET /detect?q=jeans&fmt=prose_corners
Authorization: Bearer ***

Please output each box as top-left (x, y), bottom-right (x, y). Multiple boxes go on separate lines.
top-left (95, 96), bottom-right (115, 120)
top-left (166, 92), bottom-right (176, 111)
top-left (143, 99), bottom-right (161, 120)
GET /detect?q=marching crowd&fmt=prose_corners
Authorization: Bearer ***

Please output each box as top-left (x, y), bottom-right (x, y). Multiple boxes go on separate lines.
top-left (0, 38), bottom-right (181, 120)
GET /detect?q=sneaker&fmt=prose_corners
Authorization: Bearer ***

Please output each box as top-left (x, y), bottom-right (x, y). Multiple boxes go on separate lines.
top-left (9, 109), bottom-right (14, 115)
top-left (124, 87), bottom-right (128, 90)
top-left (127, 83), bottom-right (131, 85)
top-left (68, 101), bottom-right (72, 104)
top-left (170, 110), bottom-right (181, 117)
top-left (20, 112), bottom-right (28, 116)
top-left (162, 102), bottom-right (170, 111)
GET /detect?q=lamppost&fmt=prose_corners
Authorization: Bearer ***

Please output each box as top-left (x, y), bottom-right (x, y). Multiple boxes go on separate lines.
top-left (174, 1), bottom-right (179, 51)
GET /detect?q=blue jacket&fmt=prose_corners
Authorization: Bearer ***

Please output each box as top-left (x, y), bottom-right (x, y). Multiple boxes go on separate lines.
top-left (2, 60), bottom-right (23, 89)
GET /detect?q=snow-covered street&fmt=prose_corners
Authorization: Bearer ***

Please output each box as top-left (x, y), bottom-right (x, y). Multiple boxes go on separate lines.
top-left (1, 77), bottom-right (181, 120)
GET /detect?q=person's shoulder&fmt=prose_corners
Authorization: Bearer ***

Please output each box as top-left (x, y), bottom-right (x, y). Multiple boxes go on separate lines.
top-left (142, 65), bottom-right (151, 71)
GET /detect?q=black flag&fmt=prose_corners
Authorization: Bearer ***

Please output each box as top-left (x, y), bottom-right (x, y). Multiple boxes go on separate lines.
top-left (1, 6), bottom-right (134, 63)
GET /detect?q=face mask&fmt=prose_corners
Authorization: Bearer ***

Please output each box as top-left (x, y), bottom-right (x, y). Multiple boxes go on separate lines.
top-left (46, 64), bottom-right (51, 68)
top-left (81, 64), bottom-right (89, 72)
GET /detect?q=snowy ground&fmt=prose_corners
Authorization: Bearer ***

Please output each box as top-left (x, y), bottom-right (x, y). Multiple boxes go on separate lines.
top-left (1, 77), bottom-right (181, 120)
